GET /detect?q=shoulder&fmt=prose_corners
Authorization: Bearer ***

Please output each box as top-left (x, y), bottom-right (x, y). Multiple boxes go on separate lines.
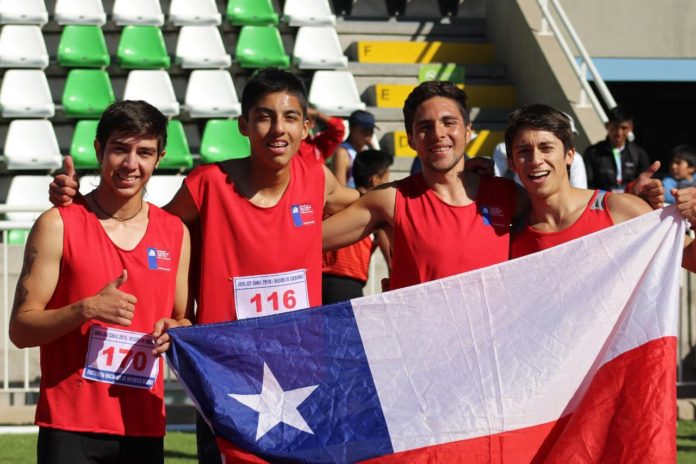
top-left (583, 140), bottom-right (608, 156)
top-left (606, 191), bottom-right (652, 224)
top-left (186, 163), bottom-right (224, 183)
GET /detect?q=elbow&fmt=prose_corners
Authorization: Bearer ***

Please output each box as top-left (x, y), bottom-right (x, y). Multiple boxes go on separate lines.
top-left (9, 323), bottom-right (35, 349)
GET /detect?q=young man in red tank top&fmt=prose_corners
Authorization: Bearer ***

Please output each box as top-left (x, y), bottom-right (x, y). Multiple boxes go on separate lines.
top-left (10, 101), bottom-right (191, 464)
top-left (506, 103), bottom-right (696, 270)
top-left (323, 81), bottom-right (527, 290)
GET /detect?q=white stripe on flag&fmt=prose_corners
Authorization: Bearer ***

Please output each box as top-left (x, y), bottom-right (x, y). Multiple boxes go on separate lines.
top-left (351, 207), bottom-right (684, 453)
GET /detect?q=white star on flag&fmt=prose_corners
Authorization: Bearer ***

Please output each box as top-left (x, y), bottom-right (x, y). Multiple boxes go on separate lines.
top-left (228, 362), bottom-right (318, 441)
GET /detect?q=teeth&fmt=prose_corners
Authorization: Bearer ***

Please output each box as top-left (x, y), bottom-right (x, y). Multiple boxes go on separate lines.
top-left (528, 171), bottom-right (550, 179)
top-left (431, 146), bottom-right (450, 153)
top-left (269, 142), bottom-right (287, 147)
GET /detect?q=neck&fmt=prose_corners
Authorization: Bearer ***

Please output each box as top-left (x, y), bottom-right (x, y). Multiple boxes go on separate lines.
top-left (91, 187), bottom-right (144, 221)
top-left (527, 184), bottom-right (586, 229)
top-left (422, 157), bottom-right (474, 205)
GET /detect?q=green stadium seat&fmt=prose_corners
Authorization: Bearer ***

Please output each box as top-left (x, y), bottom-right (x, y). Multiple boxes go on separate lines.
top-left (57, 25), bottom-right (110, 68)
top-left (226, 0), bottom-right (278, 25)
top-left (70, 119), bottom-right (99, 169)
top-left (160, 120), bottom-right (193, 169)
top-left (200, 119), bottom-right (250, 163)
top-left (8, 230), bottom-right (30, 245)
top-left (117, 26), bottom-right (170, 69)
top-left (62, 69), bottom-right (115, 118)
top-left (235, 26), bottom-right (289, 68)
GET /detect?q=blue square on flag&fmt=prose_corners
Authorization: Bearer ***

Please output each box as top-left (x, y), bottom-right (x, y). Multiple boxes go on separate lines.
top-left (167, 302), bottom-right (393, 462)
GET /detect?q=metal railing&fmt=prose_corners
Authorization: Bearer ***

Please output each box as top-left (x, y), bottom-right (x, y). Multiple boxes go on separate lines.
top-left (536, 0), bottom-right (617, 122)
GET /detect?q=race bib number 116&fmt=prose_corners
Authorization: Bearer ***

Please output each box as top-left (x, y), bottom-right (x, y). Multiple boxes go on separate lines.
top-left (234, 269), bottom-right (310, 320)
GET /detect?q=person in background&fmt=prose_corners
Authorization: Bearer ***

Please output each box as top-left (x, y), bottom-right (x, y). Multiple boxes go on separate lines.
top-left (297, 106), bottom-right (345, 164)
top-left (333, 110), bottom-right (378, 187)
top-left (322, 149), bottom-right (393, 304)
top-left (663, 145), bottom-right (696, 204)
top-left (584, 105), bottom-right (651, 192)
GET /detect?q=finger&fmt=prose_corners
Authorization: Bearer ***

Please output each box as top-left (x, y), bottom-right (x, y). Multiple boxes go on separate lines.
top-left (64, 155), bottom-right (76, 180)
top-left (49, 189), bottom-right (73, 207)
top-left (113, 269), bottom-right (127, 288)
top-left (641, 160), bottom-right (661, 178)
top-left (152, 340), bottom-right (170, 356)
top-left (152, 318), bottom-right (166, 337)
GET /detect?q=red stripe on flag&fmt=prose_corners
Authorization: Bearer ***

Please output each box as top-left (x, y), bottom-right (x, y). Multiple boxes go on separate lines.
top-left (363, 337), bottom-right (676, 463)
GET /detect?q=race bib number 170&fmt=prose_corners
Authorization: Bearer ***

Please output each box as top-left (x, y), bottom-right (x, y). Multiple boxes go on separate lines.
top-left (234, 269), bottom-right (310, 320)
top-left (83, 326), bottom-right (159, 389)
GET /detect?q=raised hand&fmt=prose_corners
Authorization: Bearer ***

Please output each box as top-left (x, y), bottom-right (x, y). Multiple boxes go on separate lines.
top-left (628, 161), bottom-right (665, 210)
top-left (82, 270), bottom-right (137, 326)
top-left (49, 156), bottom-right (81, 207)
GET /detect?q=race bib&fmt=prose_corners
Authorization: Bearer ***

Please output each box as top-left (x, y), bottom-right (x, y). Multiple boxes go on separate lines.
top-left (83, 326), bottom-right (159, 389)
top-left (234, 269), bottom-right (310, 320)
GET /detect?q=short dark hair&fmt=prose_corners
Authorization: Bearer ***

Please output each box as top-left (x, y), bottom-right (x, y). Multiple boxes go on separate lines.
top-left (671, 144), bottom-right (696, 167)
top-left (607, 105), bottom-right (633, 124)
top-left (402, 81), bottom-right (469, 135)
top-left (96, 100), bottom-right (168, 154)
top-left (351, 149), bottom-right (393, 188)
top-left (504, 103), bottom-right (574, 159)
top-left (242, 67), bottom-right (308, 118)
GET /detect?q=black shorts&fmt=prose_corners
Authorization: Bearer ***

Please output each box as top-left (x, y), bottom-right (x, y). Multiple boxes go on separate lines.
top-left (322, 274), bottom-right (365, 305)
top-left (196, 413), bottom-right (221, 464)
top-left (37, 427), bottom-right (163, 464)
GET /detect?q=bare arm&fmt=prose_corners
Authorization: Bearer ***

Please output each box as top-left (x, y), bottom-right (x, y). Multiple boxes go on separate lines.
top-left (374, 228), bottom-right (392, 271)
top-left (323, 183), bottom-right (396, 252)
top-left (164, 183), bottom-right (199, 228)
top-left (670, 188), bottom-right (696, 272)
top-left (152, 223), bottom-right (192, 355)
top-left (332, 147), bottom-right (350, 186)
top-left (9, 209), bottom-right (138, 348)
top-left (323, 165), bottom-right (360, 215)
top-left (606, 192), bottom-right (653, 224)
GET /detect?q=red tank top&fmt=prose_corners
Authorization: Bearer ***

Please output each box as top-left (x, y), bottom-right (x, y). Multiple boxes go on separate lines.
top-left (510, 190), bottom-right (614, 258)
top-left (185, 156), bottom-right (324, 324)
top-left (36, 201), bottom-right (183, 437)
top-left (390, 174), bottom-right (517, 290)
top-left (322, 235), bottom-right (374, 283)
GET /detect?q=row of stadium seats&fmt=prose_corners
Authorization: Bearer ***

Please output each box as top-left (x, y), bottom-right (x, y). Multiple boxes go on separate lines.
top-left (0, 24), bottom-right (347, 70)
top-left (1, 69), bottom-right (364, 119)
top-left (0, 0), bottom-right (336, 27)
top-left (3, 118), bottom-right (251, 171)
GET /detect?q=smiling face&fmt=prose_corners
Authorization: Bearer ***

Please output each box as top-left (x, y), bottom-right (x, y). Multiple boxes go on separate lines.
top-left (95, 133), bottom-right (162, 199)
top-left (606, 120), bottom-right (633, 149)
top-left (407, 96), bottom-right (471, 174)
top-left (509, 128), bottom-right (574, 199)
top-left (239, 91), bottom-right (309, 170)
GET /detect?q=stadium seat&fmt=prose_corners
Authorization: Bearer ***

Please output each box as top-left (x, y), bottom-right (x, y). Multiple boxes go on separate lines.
top-left (0, 25), bottom-right (49, 68)
top-left (169, 0), bottom-right (220, 26)
top-left (5, 176), bottom-right (54, 240)
top-left (0, 0), bottom-right (48, 25)
top-left (4, 120), bottom-right (62, 170)
top-left (175, 26), bottom-right (231, 69)
top-left (58, 25), bottom-right (110, 67)
top-left (143, 175), bottom-right (185, 207)
top-left (226, 0), bottom-right (278, 26)
top-left (293, 26), bottom-right (347, 69)
top-left (159, 120), bottom-right (193, 169)
top-left (308, 71), bottom-right (365, 116)
top-left (185, 70), bottom-right (241, 118)
top-left (54, 0), bottom-right (106, 25)
top-left (235, 26), bottom-right (289, 68)
top-left (283, 0), bottom-right (335, 26)
top-left (0, 70), bottom-right (54, 118)
top-left (70, 119), bottom-right (99, 169)
top-left (62, 69), bottom-right (115, 118)
top-left (356, 41), bottom-right (495, 64)
top-left (123, 70), bottom-right (180, 117)
top-left (200, 119), bottom-right (250, 163)
top-left (117, 26), bottom-right (171, 69)
top-left (112, 0), bottom-right (164, 26)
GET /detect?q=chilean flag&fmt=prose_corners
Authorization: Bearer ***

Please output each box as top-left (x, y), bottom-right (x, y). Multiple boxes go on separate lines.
top-left (167, 207), bottom-right (684, 463)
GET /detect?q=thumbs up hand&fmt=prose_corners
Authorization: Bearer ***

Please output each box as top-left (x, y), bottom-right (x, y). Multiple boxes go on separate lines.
top-left (81, 270), bottom-right (138, 326)
top-left (49, 156), bottom-right (81, 207)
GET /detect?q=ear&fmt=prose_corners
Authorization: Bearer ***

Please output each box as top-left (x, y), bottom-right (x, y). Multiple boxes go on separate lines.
top-left (238, 116), bottom-right (249, 136)
top-left (155, 150), bottom-right (165, 169)
top-left (464, 122), bottom-right (473, 146)
top-left (94, 140), bottom-right (103, 165)
top-left (565, 148), bottom-right (575, 167)
top-left (406, 131), bottom-right (415, 151)
top-left (301, 115), bottom-right (310, 140)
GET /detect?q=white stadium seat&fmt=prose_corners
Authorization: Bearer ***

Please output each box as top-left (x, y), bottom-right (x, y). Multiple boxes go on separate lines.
top-left (0, 25), bottom-right (49, 68)
top-left (123, 70), bottom-right (180, 117)
top-left (4, 120), bottom-right (62, 170)
top-left (78, 175), bottom-right (101, 196)
top-left (112, 0), bottom-right (164, 26)
top-left (144, 175), bottom-right (185, 207)
top-left (54, 0), bottom-right (107, 26)
top-left (0, 70), bottom-right (55, 118)
top-left (175, 26), bottom-right (231, 69)
top-left (0, 0), bottom-right (48, 26)
top-left (283, 0), bottom-right (335, 26)
top-left (185, 70), bottom-right (241, 118)
top-left (169, 0), bottom-right (220, 26)
top-left (6, 176), bottom-right (54, 222)
top-left (293, 26), bottom-right (347, 69)
top-left (309, 71), bottom-right (366, 117)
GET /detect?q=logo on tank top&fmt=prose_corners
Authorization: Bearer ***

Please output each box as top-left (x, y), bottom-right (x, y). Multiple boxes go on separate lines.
top-left (480, 206), bottom-right (506, 227)
top-left (291, 204), bottom-right (316, 227)
top-left (146, 247), bottom-right (171, 271)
